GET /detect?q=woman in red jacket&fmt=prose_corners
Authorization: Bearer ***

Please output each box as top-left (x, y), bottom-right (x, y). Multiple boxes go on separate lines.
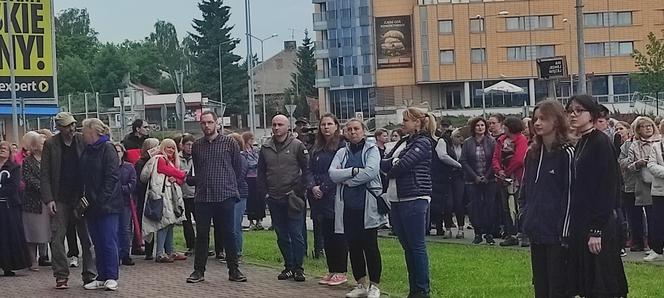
top-left (492, 117), bottom-right (528, 247)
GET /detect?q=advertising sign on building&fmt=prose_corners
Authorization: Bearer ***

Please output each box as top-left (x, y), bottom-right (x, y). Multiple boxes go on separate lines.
top-left (0, 0), bottom-right (56, 100)
top-left (375, 15), bottom-right (413, 69)
top-left (537, 56), bottom-right (568, 79)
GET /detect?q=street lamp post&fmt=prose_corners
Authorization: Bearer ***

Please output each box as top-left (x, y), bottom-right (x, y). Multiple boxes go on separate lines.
top-left (218, 40), bottom-right (234, 121)
top-left (475, 11), bottom-right (508, 119)
top-left (563, 18), bottom-right (574, 97)
top-left (248, 33), bottom-right (278, 137)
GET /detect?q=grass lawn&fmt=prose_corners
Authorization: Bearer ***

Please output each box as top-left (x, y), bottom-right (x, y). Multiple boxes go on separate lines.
top-left (173, 227), bottom-right (664, 297)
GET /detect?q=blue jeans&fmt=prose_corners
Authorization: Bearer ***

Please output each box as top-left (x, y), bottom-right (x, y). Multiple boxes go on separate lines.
top-left (268, 198), bottom-right (305, 271)
top-left (87, 213), bottom-right (119, 281)
top-left (156, 225), bottom-right (174, 256)
top-left (234, 198), bottom-right (247, 256)
top-left (118, 205), bottom-right (132, 258)
top-left (392, 199), bottom-right (430, 295)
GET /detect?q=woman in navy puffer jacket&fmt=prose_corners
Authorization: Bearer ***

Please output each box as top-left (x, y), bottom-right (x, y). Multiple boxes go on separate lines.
top-left (381, 107), bottom-right (436, 298)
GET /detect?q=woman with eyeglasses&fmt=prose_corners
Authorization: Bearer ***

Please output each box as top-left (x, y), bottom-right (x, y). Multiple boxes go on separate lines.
top-left (627, 116), bottom-right (661, 260)
top-left (565, 95), bottom-right (627, 297)
top-left (617, 122), bottom-right (645, 254)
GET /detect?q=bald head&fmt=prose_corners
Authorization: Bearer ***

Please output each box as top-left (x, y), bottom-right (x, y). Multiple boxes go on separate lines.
top-left (272, 114), bottom-right (290, 139)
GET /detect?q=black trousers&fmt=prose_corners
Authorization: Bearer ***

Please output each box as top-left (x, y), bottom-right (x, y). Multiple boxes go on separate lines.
top-left (183, 198), bottom-right (196, 250)
top-left (344, 208), bottom-right (381, 283)
top-left (623, 192), bottom-right (645, 248)
top-left (443, 176), bottom-right (466, 228)
top-left (649, 197), bottom-right (664, 254)
top-left (530, 243), bottom-right (569, 298)
top-left (66, 219), bottom-right (79, 257)
top-left (245, 177), bottom-right (266, 221)
top-left (194, 200), bottom-right (238, 273)
top-left (321, 217), bottom-right (348, 273)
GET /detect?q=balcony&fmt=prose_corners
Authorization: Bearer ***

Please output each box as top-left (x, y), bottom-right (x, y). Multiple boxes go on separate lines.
top-left (315, 70), bottom-right (330, 88)
top-left (313, 13), bottom-right (328, 31)
top-left (314, 41), bottom-right (329, 59)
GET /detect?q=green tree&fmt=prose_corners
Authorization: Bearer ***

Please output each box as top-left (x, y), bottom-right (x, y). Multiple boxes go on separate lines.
top-left (288, 30), bottom-right (317, 118)
top-left (188, 0), bottom-right (247, 114)
top-left (55, 8), bottom-right (100, 61)
top-left (631, 31), bottom-right (664, 96)
top-left (90, 43), bottom-right (130, 106)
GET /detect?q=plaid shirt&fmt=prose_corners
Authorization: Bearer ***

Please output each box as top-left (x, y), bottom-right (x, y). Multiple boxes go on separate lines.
top-left (189, 133), bottom-right (242, 203)
top-left (474, 140), bottom-right (487, 177)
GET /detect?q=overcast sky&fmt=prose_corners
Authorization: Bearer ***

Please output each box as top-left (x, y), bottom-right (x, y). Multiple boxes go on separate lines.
top-left (53, 0), bottom-right (313, 60)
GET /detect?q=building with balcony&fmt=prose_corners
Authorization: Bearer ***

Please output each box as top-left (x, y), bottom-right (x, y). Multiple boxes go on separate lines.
top-left (313, 0), bottom-right (664, 126)
top-left (313, 0), bottom-right (377, 121)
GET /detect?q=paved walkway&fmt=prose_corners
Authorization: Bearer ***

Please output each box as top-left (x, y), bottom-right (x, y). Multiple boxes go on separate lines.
top-left (2, 257), bottom-right (352, 298)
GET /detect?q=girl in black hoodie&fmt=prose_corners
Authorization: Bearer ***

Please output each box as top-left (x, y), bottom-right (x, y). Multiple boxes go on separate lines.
top-left (520, 100), bottom-right (574, 297)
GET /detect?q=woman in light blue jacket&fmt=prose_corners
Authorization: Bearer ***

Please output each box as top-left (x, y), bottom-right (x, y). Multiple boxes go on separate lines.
top-left (329, 118), bottom-right (387, 298)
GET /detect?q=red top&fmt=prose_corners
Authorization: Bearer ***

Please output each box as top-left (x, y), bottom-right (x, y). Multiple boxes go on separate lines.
top-left (126, 149), bottom-right (142, 165)
top-left (492, 133), bottom-right (528, 183)
top-left (157, 156), bottom-right (185, 185)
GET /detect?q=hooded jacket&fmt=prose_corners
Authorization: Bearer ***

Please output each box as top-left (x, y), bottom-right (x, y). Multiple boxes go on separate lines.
top-left (257, 133), bottom-right (312, 200)
top-left (80, 136), bottom-right (121, 215)
top-left (329, 137), bottom-right (387, 233)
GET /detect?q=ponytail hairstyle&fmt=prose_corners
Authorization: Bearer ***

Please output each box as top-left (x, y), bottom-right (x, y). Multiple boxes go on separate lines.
top-left (403, 107), bottom-right (437, 138)
top-left (81, 118), bottom-right (111, 138)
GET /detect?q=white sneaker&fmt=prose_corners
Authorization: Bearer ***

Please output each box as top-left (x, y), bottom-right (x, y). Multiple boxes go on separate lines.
top-left (104, 279), bottom-right (118, 291)
top-left (69, 256), bottom-right (79, 268)
top-left (83, 280), bottom-right (105, 290)
top-left (367, 284), bottom-right (381, 298)
top-left (644, 252), bottom-right (662, 262)
top-left (645, 249), bottom-right (655, 255)
top-left (346, 284), bottom-right (368, 298)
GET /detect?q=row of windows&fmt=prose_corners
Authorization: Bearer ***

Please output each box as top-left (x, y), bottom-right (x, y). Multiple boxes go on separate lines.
top-left (327, 26), bottom-right (371, 48)
top-left (437, 42), bottom-right (631, 64)
top-left (329, 56), bottom-right (372, 76)
top-left (439, 45), bottom-right (554, 64)
top-left (585, 42), bottom-right (634, 57)
top-left (438, 11), bottom-right (632, 34)
top-left (323, 6), bottom-right (369, 21)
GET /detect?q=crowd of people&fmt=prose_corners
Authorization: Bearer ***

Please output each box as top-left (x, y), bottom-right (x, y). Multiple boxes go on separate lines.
top-left (1, 94), bottom-right (653, 298)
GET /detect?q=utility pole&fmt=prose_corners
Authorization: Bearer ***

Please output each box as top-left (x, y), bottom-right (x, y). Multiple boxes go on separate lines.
top-left (6, 1), bottom-right (18, 143)
top-left (175, 70), bottom-right (185, 133)
top-left (68, 94), bottom-right (72, 113)
top-left (219, 44), bottom-right (224, 114)
top-left (118, 89), bottom-right (126, 136)
top-left (84, 92), bottom-right (89, 118)
top-left (576, 0), bottom-right (587, 94)
top-left (95, 92), bottom-right (100, 118)
top-left (245, 0), bottom-right (256, 135)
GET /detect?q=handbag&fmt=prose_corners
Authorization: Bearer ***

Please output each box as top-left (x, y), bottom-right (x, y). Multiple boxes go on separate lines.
top-left (73, 194), bottom-right (89, 219)
top-left (170, 183), bottom-right (184, 218)
top-left (366, 186), bottom-right (391, 215)
top-left (144, 176), bottom-right (166, 221)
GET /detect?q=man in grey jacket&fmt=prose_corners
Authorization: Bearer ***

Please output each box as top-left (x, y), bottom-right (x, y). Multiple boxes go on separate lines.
top-left (257, 114), bottom-right (313, 282)
top-left (41, 112), bottom-right (96, 289)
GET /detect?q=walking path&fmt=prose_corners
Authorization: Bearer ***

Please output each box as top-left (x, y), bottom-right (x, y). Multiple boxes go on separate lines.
top-left (2, 257), bottom-right (351, 298)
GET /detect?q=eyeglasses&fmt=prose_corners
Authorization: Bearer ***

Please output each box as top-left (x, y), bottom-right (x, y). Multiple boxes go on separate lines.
top-left (142, 126), bottom-right (149, 129)
top-left (566, 108), bottom-right (588, 115)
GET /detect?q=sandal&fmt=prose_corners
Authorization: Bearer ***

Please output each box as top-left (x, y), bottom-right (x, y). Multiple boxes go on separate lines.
top-left (55, 278), bottom-right (69, 289)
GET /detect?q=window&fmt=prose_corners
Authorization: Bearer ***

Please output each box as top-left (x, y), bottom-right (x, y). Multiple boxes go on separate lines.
top-left (471, 48), bottom-right (485, 63)
top-left (506, 15), bottom-right (554, 31)
top-left (585, 41), bottom-right (633, 57)
top-left (439, 50), bottom-right (454, 64)
top-left (584, 12), bottom-right (633, 27)
top-left (422, 50), bottom-right (430, 65)
top-left (359, 6), bottom-right (369, 17)
top-left (470, 18), bottom-right (484, 32)
top-left (506, 45), bottom-right (555, 61)
top-left (438, 20), bottom-right (453, 34)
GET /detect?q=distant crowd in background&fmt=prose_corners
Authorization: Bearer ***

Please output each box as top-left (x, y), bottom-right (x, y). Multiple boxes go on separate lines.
top-left (9, 93), bottom-right (664, 298)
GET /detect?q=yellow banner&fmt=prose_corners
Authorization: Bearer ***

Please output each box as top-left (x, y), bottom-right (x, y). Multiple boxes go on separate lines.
top-left (0, 0), bottom-right (53, 77)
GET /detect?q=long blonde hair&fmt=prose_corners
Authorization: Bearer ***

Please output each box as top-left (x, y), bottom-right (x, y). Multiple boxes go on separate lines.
top-left (159, 138), bottom-right (180, 168)
top-left (403, 107), bottom-right (437, 138)
top-left (81, 118), bottom-right (111, 137)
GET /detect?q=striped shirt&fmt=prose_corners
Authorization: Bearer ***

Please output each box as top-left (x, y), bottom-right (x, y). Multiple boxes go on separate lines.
top-left (189, 133), bottom-right (242, 203)
top-left (474, 141), bottom-right (487, 177)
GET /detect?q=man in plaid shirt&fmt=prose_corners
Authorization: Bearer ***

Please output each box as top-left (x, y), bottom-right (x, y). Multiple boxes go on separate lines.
top-left (186, 111), bottom-right (247, 284)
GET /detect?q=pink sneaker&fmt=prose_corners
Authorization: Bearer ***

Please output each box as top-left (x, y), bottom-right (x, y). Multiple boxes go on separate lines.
top-left (327, 273), bottom-right (348, 286)
top-left (318, 273), bottom-right (333, 285)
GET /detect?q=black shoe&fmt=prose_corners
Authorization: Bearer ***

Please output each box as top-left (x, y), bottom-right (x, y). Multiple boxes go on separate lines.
top-left (3, 270), bottom-right (15, 277)
top-left (184, 249), bottom-right (194, 256)
top-left (293, 269), bottom-right (306, 282)
top-left (145, 254), bottom-right (154, 261)
top-left (630, 245), bottom-right (645, 252)
top-left (520, 236), bottom-right (531, 247)
top-left (121, 256), bottom-right (135, 266)
top-left (38, 257), bottom-right (51, 267)
top-left (407, 291), bottom-right (431, 298)
top-left (472, 235), bottom-right (483, 244)
top-left (313, 249), bottom-right (324, 259)
top-left (277, 269), bottom-right (293, 280)
top-left (186, 271), bottom-right (205, 283)
top-left (132, 248), bottom-right (146, 256)
top-left (485, 234), bottom-right (495, 245)
top-left (229, 268), bottom-right (247, 282)
top-left (208, 251), bottom-right (215, 257)
top-left (500, 236), bottom-right (519, 247)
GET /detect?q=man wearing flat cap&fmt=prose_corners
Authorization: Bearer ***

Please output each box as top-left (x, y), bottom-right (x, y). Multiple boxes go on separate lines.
top-left (41, 112), bottom-right (97, 289)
